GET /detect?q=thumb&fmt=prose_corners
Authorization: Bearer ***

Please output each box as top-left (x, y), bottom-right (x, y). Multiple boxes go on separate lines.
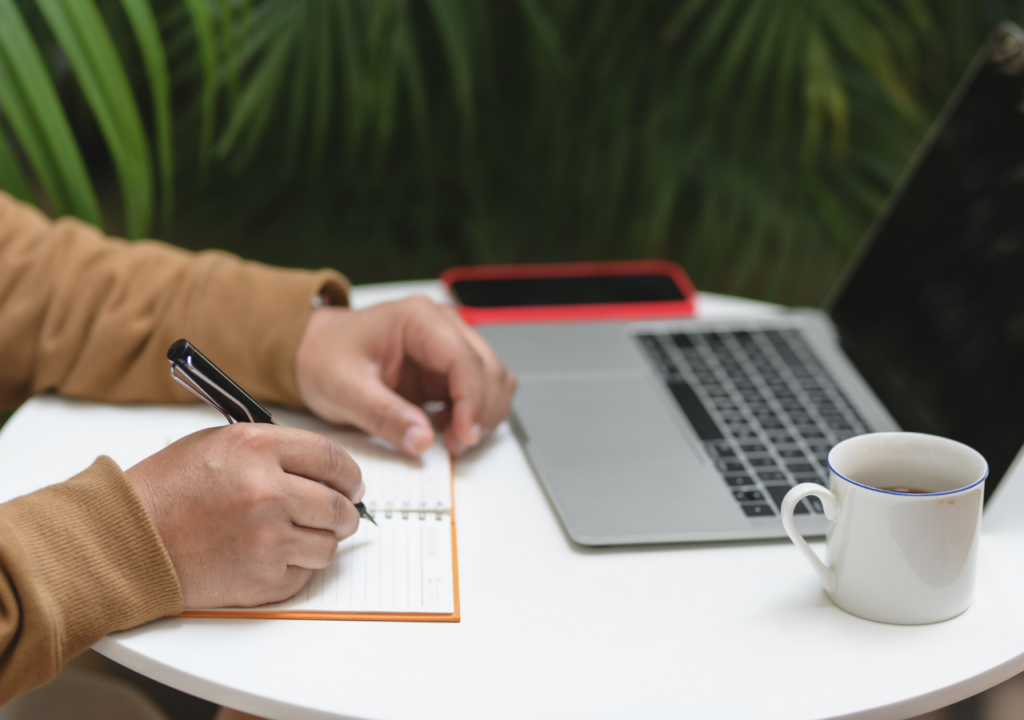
top-left (345, 378), bottom-right (435, 456)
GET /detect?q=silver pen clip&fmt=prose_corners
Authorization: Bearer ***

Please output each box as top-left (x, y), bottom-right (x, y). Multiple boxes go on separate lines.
top-left (170, 360), bottom-right (256, 424)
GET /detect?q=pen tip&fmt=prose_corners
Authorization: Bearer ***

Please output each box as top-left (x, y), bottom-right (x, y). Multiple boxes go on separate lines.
top-left (355, 501), bottom-right (377, 526)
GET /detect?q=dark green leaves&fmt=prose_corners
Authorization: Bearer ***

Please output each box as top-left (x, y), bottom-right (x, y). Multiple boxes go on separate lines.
top-left (0, 0), bottom-right (1009, 304)
top-left (35, 0), bottom-right (154, 237)
top-left (0, 0), bottom-right (101, 223)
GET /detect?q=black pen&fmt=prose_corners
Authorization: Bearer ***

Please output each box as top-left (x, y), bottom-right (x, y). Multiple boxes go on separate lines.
top-left (167, 338), bottom-right (377, 526)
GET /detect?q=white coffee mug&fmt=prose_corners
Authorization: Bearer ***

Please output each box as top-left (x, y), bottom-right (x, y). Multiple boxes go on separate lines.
top-left (781, 432), bottom-right (988, 625)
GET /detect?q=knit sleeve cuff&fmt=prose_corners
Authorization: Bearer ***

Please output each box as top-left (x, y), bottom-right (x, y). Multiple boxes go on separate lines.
top-left (1, 456), bottom-right (183, 664)
top-left (185, 253), bottom-right (350, 408)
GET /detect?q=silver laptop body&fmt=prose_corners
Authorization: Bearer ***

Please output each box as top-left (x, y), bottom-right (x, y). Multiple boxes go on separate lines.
top-left (479, 23), bottom-right (1024, 546)
top-left (481, 312), bottom-right (896, 544)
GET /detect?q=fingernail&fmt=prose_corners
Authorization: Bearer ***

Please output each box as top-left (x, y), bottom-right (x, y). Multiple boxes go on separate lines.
top-left (402, 425), bottom-right (431, 455)
top-left (452, 440), bottom-right (468, 456)
top-left (466, 423), bottom-right (482, 445)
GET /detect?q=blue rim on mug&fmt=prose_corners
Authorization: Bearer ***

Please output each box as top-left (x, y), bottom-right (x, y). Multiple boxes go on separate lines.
top-left (826, 432), bottom-right (989, 497)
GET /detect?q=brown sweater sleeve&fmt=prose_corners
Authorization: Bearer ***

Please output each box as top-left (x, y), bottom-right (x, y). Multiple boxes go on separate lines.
top-left (0, 191), bottom-right (351, 700)
top-left (0, 458), bottom-right (182, 704)
top-left (0, 191), bottom-right (349, 409)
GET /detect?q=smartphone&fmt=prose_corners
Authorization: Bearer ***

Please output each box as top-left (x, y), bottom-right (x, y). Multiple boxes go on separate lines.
top-left (440, 259), bottom-right (696, 324)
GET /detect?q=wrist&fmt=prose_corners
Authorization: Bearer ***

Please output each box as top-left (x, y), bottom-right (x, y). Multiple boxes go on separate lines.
top-left (295, 305), bottom-right (353, 414)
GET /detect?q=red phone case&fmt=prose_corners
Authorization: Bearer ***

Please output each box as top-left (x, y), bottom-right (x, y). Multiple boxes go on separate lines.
top-left (440, 259), bottom-right (697, 325)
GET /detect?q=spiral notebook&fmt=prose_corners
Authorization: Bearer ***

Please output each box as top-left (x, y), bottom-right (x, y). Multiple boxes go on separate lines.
top-left (181, 428), bottom-right (459, 622)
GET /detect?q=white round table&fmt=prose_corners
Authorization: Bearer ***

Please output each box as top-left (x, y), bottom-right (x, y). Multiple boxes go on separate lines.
top-left (2, 282), bottom-right (1024, 720)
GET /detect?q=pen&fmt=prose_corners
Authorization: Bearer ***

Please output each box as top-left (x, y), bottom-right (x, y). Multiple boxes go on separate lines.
top-left (167, 338), bottom-right (377, 526)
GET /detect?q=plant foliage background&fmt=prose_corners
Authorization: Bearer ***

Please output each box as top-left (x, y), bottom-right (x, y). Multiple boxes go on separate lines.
top-left (2, 0), bottom-right (1023, 305)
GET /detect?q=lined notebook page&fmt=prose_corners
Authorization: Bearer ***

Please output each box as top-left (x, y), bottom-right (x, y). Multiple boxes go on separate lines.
top-left (198, 431), bottom-right (455, 616)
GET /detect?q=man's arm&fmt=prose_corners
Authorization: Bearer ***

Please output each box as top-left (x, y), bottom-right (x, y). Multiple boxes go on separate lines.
top-left (0, 192), bottom-right (357, 701)
top-left (0, 191), bottom-right (348, 409)
top-left (0, 190), bottom-right (515, 703)
top-left (0, 459), bottom-right (182, 704)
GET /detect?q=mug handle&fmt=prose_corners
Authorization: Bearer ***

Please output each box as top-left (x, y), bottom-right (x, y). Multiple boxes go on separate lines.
top-left (781, 483), bottom-right (839, 594)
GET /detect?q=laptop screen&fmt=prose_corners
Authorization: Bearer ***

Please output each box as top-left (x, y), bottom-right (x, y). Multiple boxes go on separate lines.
top-left (830, 25), bottom-right (1024, 500)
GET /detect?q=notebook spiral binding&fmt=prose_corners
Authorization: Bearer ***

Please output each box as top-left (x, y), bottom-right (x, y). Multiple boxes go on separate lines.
top-left (370, 501), bottom-right (448, 521)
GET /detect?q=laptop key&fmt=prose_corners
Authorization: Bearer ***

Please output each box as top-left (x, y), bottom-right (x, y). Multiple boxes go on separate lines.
top-left (741, 503), bottom-right (776, 517)
top-left (724, 475), bottom-right (755, 487)
top-left (758, 471), bottom-right (787, 481)
top-left (733, 490), bottom-right (765, 502)
top-left (666, 381), bottom-right (724, 440)
top-left (707, 444), bottom-right (736, 458)
top-left (794, 475), bottom-right (827, 486)
top-left (766, 484), bottom-right (808, 514)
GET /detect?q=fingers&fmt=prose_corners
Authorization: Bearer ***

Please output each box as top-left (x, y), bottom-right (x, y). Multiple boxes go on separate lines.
top-left (418, 326), bottom-right (488, 452)
top-left (282, 526), bottom-right (340, 570)
top-left (294, 296), bottom-right (517, 458)
top-left (402, 298), bottom-right (517, 454)
top-left (266, 426), bottom-right (365, 502)
top-left (281, 472), bottom-right (361, 539)
top-left (338, 373), bottom-right (436, 456)
top-left (444, 309), bottom-right (516, 444)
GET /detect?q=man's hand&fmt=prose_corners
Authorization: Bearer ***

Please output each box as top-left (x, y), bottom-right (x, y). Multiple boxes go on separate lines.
top-left (124, 424), bottom-right (363, 608)
top-left (295, 296), bottom-right (517, 457)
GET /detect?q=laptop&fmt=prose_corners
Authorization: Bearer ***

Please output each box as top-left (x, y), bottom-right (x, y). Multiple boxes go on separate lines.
top-left (477, 23), bottom-right (1024, 546)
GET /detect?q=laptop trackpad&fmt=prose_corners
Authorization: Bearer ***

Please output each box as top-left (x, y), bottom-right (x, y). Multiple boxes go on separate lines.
top-left (514, 375), bottom-right (740, 542)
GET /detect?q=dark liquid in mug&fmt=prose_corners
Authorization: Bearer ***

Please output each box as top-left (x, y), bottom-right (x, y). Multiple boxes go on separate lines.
top-left (876, 486), bottom-right (931, 494)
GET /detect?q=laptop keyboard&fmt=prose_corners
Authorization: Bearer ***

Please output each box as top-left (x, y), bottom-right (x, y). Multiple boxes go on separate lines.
top-left (636, 329), bottom-right (871, 518)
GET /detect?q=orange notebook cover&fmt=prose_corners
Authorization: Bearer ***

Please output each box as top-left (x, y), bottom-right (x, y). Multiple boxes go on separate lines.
top-left (181, 431), bottom-right (460, 623)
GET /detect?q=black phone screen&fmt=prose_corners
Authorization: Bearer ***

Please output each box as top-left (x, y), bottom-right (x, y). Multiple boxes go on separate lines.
top-left (450, 274), bottom-right (686, 308)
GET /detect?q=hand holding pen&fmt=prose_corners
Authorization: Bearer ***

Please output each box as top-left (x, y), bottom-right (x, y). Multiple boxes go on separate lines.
top-left (168, 338), bottom-right (376, 526)
top-left (123, 385), bottom-right (366, 608)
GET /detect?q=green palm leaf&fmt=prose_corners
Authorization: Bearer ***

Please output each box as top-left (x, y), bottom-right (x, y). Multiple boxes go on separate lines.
top-left (119, 0), bottom-right (174, 229)
top-left (182, 0), bottom-right (217, 172)
top-left (0, 124), bottom-right (31, 202)
top-left (0, 0), bottom-right (101, 223)
top-left (35, 0), bottom-right (154, 237)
